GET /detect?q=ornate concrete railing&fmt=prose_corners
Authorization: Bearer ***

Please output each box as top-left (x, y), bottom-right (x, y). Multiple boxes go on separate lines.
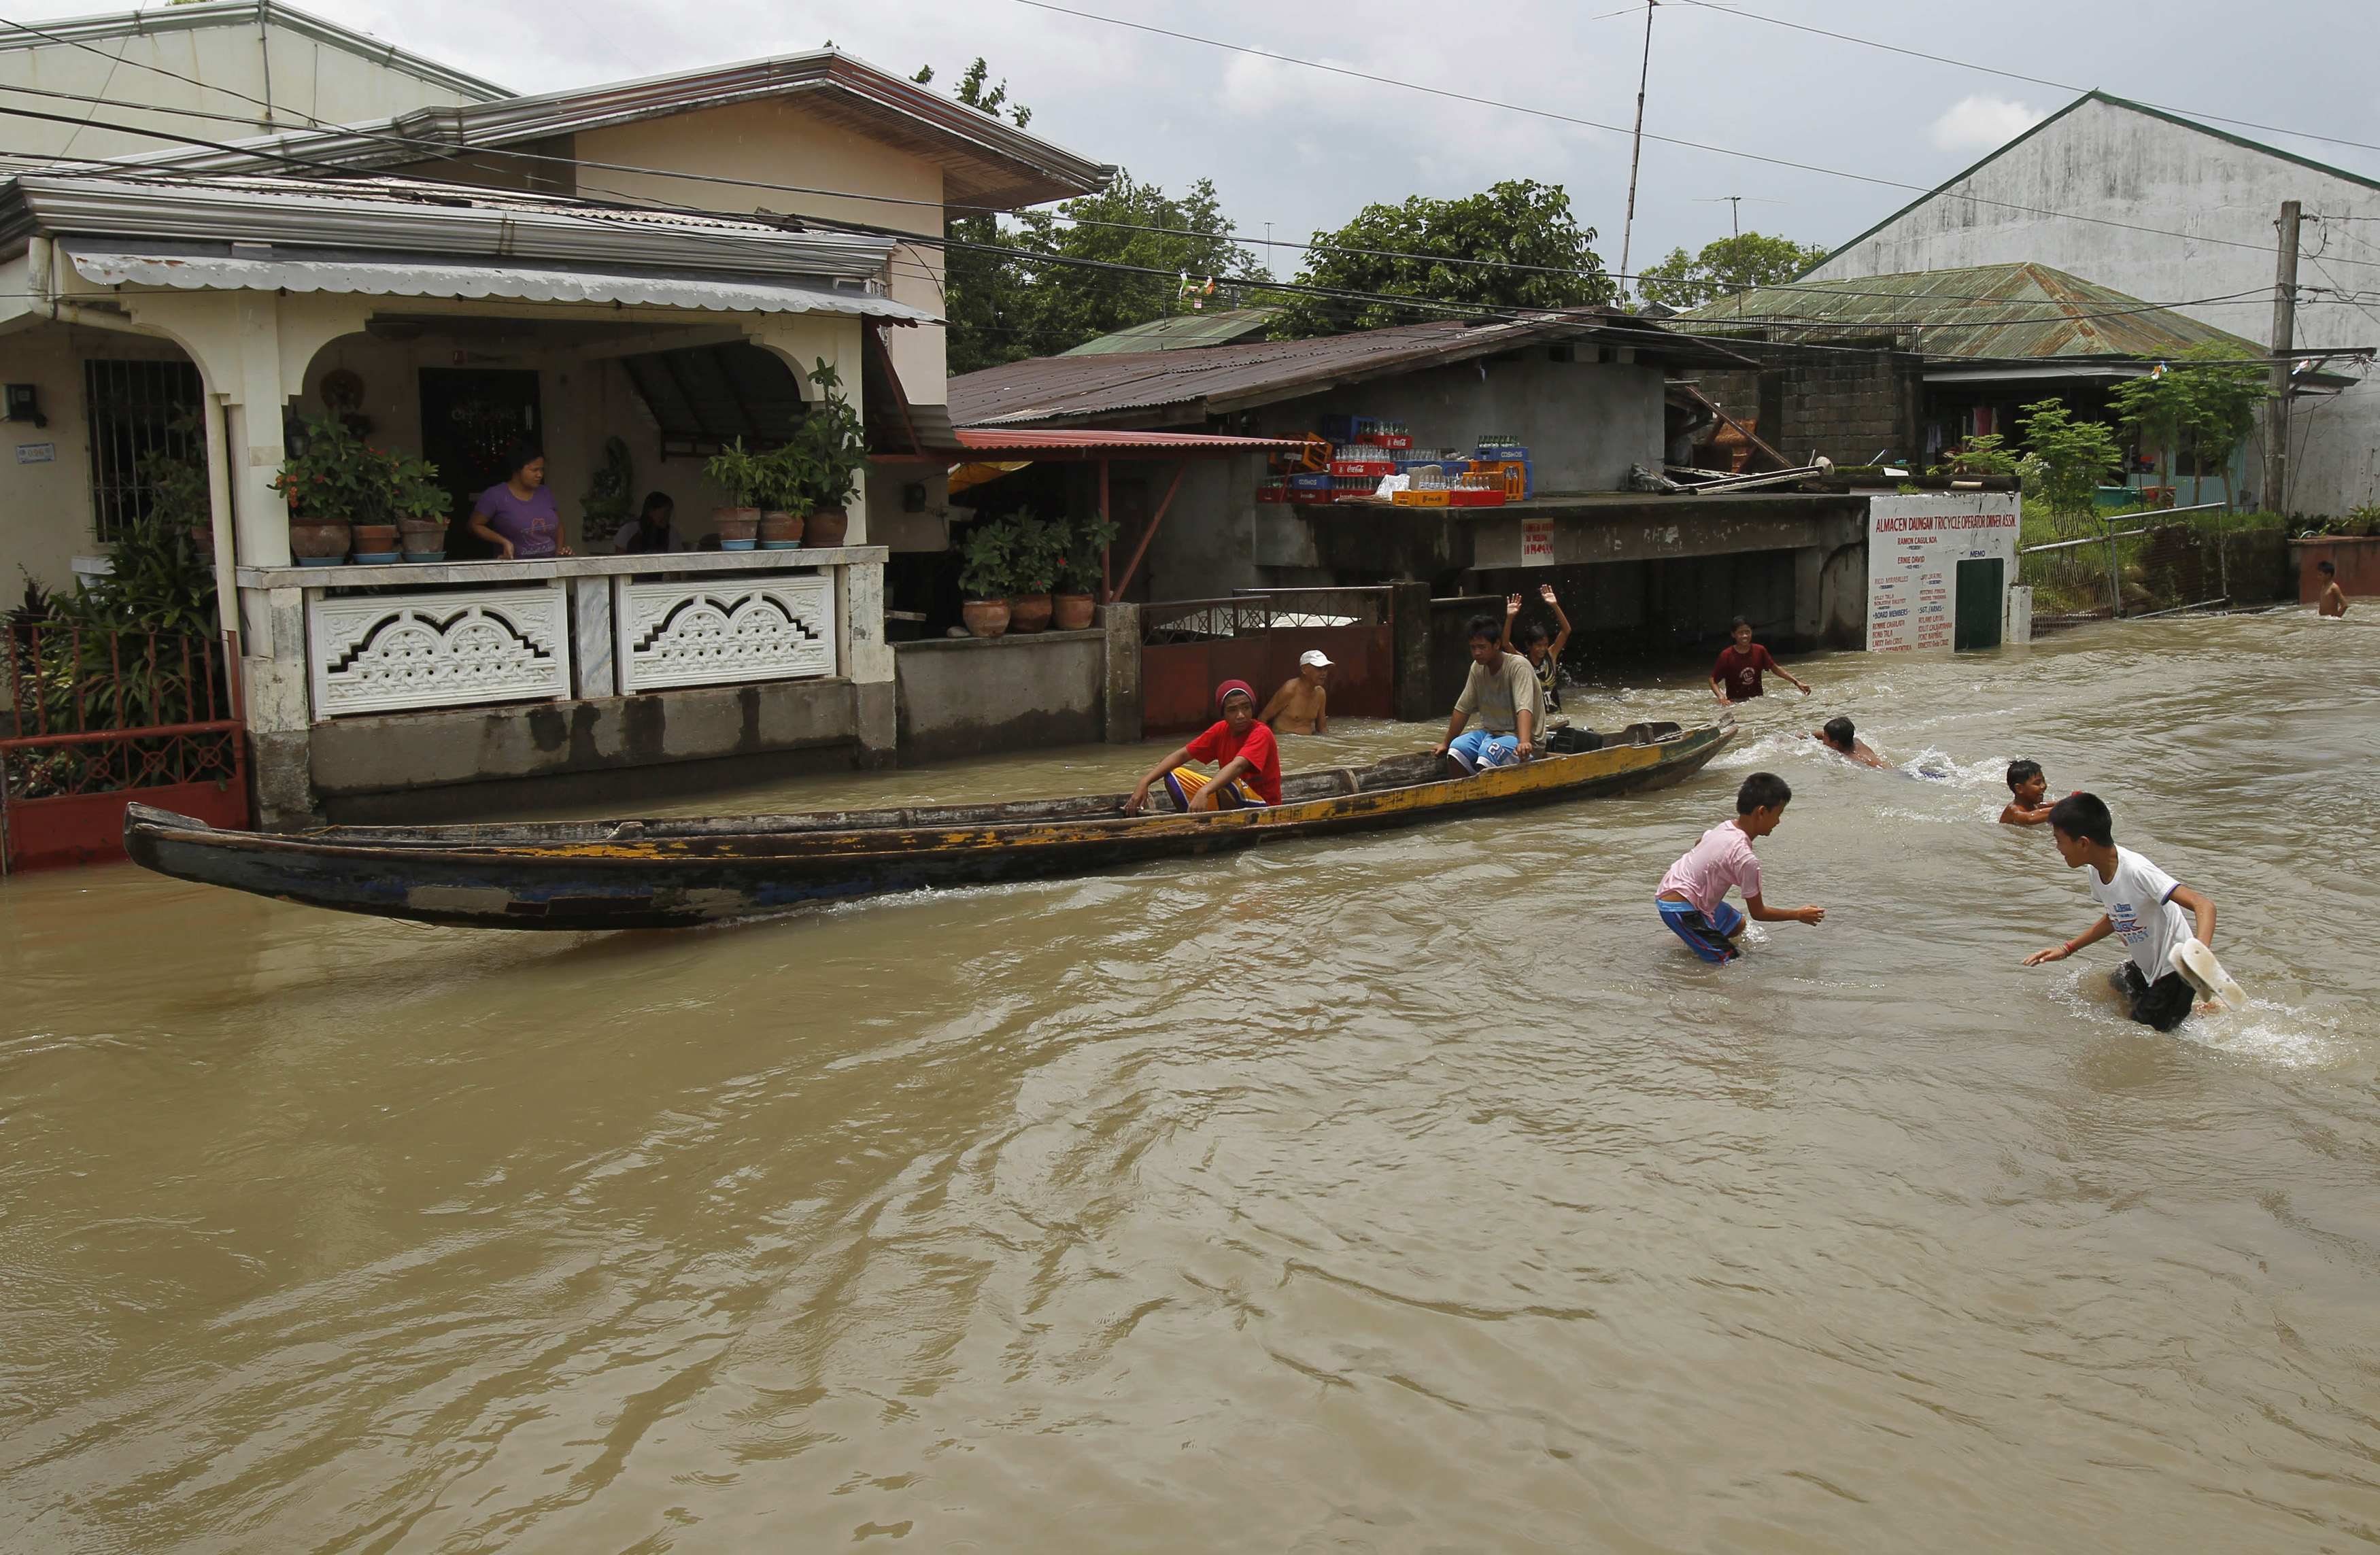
top-left (237, 548), bottom-right (883, 723)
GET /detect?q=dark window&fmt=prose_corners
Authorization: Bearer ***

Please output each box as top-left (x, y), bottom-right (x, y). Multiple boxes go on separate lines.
top-left (84, 358), bottom-right (203, 541)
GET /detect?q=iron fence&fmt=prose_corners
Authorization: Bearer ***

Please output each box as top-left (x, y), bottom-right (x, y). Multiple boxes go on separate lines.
top-left (2, 626), bottom-right (245, 841)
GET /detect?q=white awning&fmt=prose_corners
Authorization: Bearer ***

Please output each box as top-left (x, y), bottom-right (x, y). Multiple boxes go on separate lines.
top-left (63, 246), bottom-right (937, 323)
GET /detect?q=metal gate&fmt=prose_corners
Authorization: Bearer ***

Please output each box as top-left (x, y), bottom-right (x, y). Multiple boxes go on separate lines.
top-left (1141, 587), bottom-right (1396, 736)
top-left (1, 626), bottom-right (248, 872)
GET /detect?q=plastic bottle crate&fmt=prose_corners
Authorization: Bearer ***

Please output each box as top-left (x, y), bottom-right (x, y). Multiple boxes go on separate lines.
top-left (1469, 457), bottom-right (1531, 498)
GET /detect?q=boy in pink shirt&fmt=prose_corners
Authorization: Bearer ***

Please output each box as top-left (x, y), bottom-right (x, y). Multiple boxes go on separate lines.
top-left (1655, 771), bottom-right (1827, 963)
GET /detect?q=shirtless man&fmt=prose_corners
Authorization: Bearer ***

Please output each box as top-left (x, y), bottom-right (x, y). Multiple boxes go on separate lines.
top-left (2317, 560), bottom-right (2348, 617)
top-left (1259, 650), bottom-right (1331, 734)
top-left (1809, 716), bottom-right (1892, 769)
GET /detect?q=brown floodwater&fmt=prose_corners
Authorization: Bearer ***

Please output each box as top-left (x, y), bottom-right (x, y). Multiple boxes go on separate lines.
top-left (3, 611), bottom-right (2377, 1552)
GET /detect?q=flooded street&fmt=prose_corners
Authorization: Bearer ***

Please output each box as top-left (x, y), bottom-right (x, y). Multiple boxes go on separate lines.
top-left (4, 611), bottom-right (2377, 1552)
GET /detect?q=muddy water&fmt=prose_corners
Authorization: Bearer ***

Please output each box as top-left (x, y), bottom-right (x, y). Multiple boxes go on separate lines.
top-left (4, 612), bottom-right (2377, 1552)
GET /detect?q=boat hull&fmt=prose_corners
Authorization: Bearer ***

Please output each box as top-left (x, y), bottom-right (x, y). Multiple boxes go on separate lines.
top-left (124, 721), bottom-right (1734, 930)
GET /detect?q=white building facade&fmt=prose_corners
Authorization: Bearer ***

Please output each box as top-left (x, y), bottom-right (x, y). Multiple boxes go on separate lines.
top-left (1807, 92), bottom-right (2380, 517)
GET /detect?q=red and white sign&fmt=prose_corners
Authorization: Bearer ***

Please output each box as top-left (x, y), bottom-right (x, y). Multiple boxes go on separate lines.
top-left (1521, 517), bottom-right (1555, 566)
top-left (1864, 494), bottom-right (2019, 652)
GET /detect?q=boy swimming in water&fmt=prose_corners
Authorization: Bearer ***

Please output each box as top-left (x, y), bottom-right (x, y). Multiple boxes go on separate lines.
top-left (2000, 759), bottom-right (2054, 826)
top-left (1809, 716), bottom-right (1892, 769)
top-left (2021, 792), bottom-right (2218, 1031)
top-left (1654, 771), bottom-right (1827, 963)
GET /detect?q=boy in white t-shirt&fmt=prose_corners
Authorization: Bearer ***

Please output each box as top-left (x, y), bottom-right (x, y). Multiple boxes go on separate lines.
top-left (2022, 791), bottom-right (2218, 1030)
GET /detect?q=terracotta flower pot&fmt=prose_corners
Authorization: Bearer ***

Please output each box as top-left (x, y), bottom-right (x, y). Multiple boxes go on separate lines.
top-left (758, 510), bottom-right (806, 549)
top-left (352, 524), bottom-right (400, 551)
top-left (804, 505), bottom-right (849, 548)
top-left (1007, 592), bottom-right (1053, 634)
top-left (289, 519), bottom-right (351, 566)
top-left (713, 507), bottom-right (760, 550)
top-left (961, 598), bottom-right (1011, 638)
top-left (1052, 592), bottom-right (1096, 631)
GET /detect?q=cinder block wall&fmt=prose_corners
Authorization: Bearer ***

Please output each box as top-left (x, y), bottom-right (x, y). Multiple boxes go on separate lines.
top-left (1690, 349), bottom-right (1922, 467)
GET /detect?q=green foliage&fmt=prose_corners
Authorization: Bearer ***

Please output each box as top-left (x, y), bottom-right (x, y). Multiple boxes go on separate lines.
top-left (957, 518), bottom-right (1015, 600)
top-left (1004, 511), bottom-right (1067, 596)
top-left (1269, 180), bottom-right (1612, 338)
top-left (1057, 511), bottom-right (1119, 596)
top-left (2016, 398), bottom-right (2123, 528)
top-left (1931, 433), bottom-right (2021, 477)
top-left (2109, 344), bottom-right (2268, 509)
top-left (792, 358), bottom-right (870, 511)
top-left (702, 439), bottom-right (771, 508)
top-left (1637, 232), bottom-right (1831, 311)
top-left (581, 437), bottom-right (636, 528)
top-left (273, 414), bottom-right (445, 527)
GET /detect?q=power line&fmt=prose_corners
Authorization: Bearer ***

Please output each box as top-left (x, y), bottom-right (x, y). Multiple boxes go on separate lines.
top-left (1005, 0), bottom-right (2380, 275)
top-left (1666, 0), bottom-right (2380, 160)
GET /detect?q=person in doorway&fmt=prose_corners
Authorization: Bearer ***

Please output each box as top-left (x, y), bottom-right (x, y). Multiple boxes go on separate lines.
top-left (2022, 792), bottom-right (2218, 1031)
top-left (466, 443), bottom-right (571, 560)
top-left (2000, 759), bottom-right (2055, 826)
top-left (1499, 583), bottom-right (1573, 715)
top-left (1809, 716), bottom-right (1892, 769)
top-left (1433, 614), bottom-right (1542, 776)
top-left (1655, 770), bottom-right (1826, 963)
top-left (1259, 650), bottom-right (1332, 735)
top-left (614, 491), bottom-right (678, 555)
top-left (1710, 616), bottom-right (1809, 704)
top-left (2317, 559), bottom-right (2348, 617)
top-left (1124, 681), bottom-right (1283, 815)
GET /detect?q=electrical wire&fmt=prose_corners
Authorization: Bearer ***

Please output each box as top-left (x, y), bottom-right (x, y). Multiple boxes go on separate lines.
top-left (1665, 0), bottom-right (2380, 159)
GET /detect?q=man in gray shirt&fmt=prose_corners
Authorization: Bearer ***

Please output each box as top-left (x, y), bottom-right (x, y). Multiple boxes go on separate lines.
top-left (1433, 613), bottom-right (1544, 776)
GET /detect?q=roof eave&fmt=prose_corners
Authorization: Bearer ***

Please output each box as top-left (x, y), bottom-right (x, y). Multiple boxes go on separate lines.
top-left (0, 0), bottom-right (510, 102)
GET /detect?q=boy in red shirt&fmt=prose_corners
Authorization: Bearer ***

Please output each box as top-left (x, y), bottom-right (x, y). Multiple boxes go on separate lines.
top-left (1710, 616), bottom-right (1811, 704)
top-left (1123, 680), bottom-right (1284, 814)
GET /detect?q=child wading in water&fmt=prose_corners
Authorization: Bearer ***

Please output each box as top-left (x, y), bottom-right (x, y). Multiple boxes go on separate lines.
top-left (1655, 771), bottom-right (1826, 963)
top-left (2022, 792), bottom-right (2219, 1031)
top-left (2000, 759), bottom-right (2054, 826)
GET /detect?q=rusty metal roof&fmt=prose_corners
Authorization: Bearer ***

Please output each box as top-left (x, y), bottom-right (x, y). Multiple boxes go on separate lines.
top-left (949, 314), bottom-right (1749, 428)
top-left (947, 428), bottom-right (1306, 459)
top-left (1678, 262), bottom-right (2262, 361)
top-left (1059, 308), bottom-right (1281, 356)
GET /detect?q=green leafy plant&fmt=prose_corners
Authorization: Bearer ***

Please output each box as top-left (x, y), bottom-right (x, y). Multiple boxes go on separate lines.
top-left (792, 359), bottom-right (869, 512)
top-left (1005, 510), bottom-right (1066, 595)
top-left (957, 519), bottom-right (1015, 600)
top-left (581, 436), bottom-right (636, 529)
top-left (1056, 511), bottom-right (1119, 595)
top-left (273, 414), bottom-right (446, 528)
top-left (702, 439), bottom-right (770, 507)
top-left (1638, 231), bottom-right (1832, 311)
top-left (2016, 398), bottom-right (2123, 530)
top-left (1931, 433), bottom-right (2021, 477)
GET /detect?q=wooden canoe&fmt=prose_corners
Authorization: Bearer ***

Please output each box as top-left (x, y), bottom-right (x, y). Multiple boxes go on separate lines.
top-left (122, 715), bottom-right (1735, 931)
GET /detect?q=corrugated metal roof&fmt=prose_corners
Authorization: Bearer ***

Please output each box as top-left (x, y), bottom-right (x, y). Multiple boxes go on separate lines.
top-left (949, 428), bottom-right (1306, 455)
top-left (950, 314), bottom-right (1744, 428)
top-left (1059, 309), bottom-right (1280, 356)
top-left (1678, 262), bottom-right (2261, 360)
top-left (0, 1), bottom-right (511, 100)
top-left (63, 246), bottom-right (934, 320)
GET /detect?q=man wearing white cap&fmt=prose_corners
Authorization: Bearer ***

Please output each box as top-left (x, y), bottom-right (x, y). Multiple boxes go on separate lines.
top-left (1260, 649), bottom-right (1333, 735)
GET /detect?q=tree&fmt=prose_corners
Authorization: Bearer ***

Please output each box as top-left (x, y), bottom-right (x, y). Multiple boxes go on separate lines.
top-left (2176, 341), bottom-right (2268, 513)
top-left (1268, 180), bottom-right (1612, 339)
top-left (916, 63), bottom-right (1259, 373)
top-left (2017, 398), bottom-right (2123, 530)
top-left (1637, 233), bottom-right (1830, 311)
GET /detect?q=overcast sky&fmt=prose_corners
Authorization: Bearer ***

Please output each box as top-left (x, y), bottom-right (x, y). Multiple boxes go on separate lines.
top-left (20, 0), bottom-right (2380, 287)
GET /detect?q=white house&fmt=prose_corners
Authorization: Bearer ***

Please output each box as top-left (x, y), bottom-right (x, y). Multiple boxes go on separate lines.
top-left (1806, 91), bottom-right (2380, 516)
top-left (0, 0), bottom-right (507, 173)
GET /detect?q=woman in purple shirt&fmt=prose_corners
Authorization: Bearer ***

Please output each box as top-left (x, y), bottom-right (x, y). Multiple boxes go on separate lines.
top-left (466, 443), bottom-right (573, 560)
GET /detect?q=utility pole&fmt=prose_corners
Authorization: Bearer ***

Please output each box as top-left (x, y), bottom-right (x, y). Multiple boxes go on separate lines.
top-left (1618, 0), bottom-right (1658, 309)
top-left (2264, 199), bottom-right (2300, 515)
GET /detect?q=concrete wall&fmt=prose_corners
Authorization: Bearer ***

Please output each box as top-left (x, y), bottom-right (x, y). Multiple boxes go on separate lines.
top-left (1693, 349), bottom-right (1923, 467)
top-left (895, 629), bottom-right (1106, 763)
top-left (1808, 95), bottom-right (2380, 515)
top-left (0, 322), bottom-right (199, 594)
top-left (309, 675), bottom-right (863, 821)
top-left (0, 13), bottom-right (498, 173)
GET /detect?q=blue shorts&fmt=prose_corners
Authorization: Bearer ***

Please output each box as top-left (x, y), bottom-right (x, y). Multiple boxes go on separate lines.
top-left (1449, 727), bottom-right (1520, 773)
top-left (1658, 898), bottom-right (1745, 963)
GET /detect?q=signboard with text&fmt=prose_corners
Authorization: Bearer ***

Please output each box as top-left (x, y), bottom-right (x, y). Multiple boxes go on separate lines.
top-left (1865, 494), bottom-right (2020, 652)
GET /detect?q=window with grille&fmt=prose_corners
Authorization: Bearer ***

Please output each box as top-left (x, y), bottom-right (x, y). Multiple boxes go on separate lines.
top-left (84, 359), bottom-right (204, 541)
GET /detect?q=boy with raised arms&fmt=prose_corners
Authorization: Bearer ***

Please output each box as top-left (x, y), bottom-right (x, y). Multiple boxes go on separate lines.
top-left (2022, 792), bottom-right (2218, 1031)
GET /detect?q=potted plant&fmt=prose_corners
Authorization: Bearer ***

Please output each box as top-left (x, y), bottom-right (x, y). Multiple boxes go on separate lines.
top-left (957, 519), bottom-right (1014, 638)
top-left (394, 452), bottom-right (452, 561)
top-left (579, 436), bottom-right (635, 551)
top-left (702, 439), bottom-right (766, 549)
top-left (755, 441), bottom-right (809, 549)
top-left (792, 358), bottom-right (868, 548)
top-left (1052, 511), bottom-right (1117, 630)
top-left (273, 413), bottom-right (358, 565)
top-left (1004, 511), bottom-right (1061, 634)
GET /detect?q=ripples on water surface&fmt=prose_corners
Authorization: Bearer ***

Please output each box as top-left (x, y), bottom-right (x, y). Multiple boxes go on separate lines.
top-left (3, 613), bottom-right (2378, 1552)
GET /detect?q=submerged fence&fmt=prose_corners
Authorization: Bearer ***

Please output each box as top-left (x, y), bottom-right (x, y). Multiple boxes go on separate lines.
top-left (1, 626), bottom-right (248, 872)
top-left (2020, 508), bottom-right (2291, 620)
